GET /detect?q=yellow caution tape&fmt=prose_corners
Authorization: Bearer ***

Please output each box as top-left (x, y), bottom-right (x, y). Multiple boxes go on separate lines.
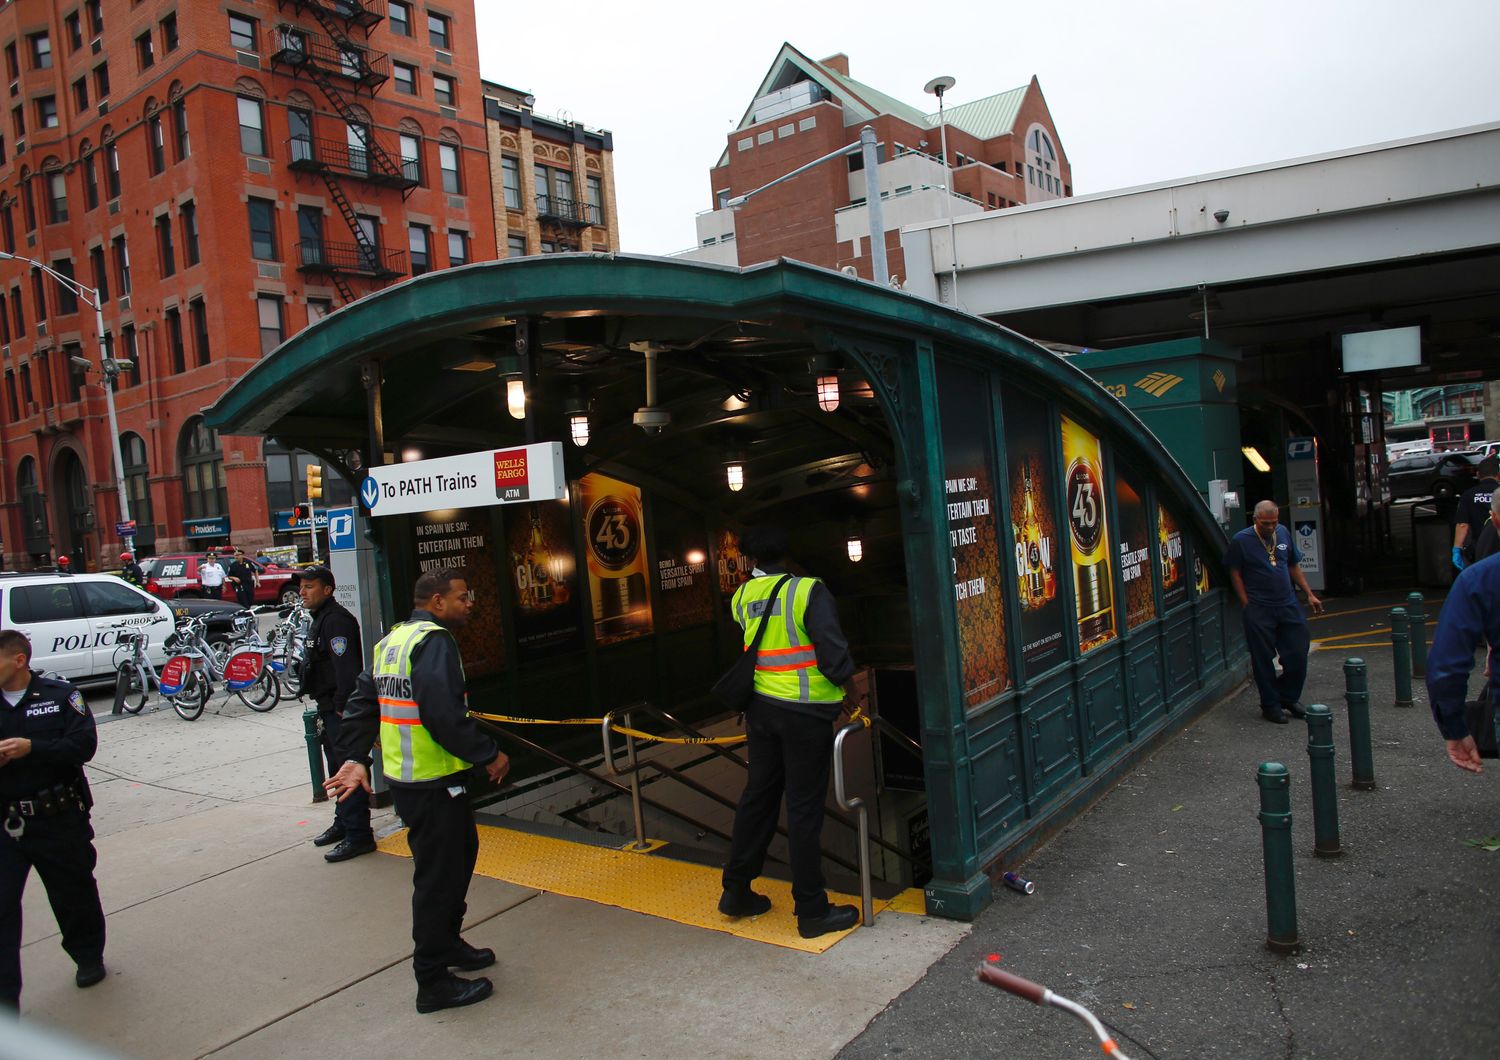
top-left (468, 710), bottom-right (748, 747)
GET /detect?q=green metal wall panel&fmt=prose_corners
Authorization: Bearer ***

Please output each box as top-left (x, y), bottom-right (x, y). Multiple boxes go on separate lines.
top-left (1020, 672), bottom-right (1082, 809)
top-left (1163, 612), bottom-right (1199, 702)
top-left (1124, 633), bottom-right (1167, 734)
top-left (967, 709), bottom-right (1028, 853)
top-left (1076, 649), bottom-right (1129, 767)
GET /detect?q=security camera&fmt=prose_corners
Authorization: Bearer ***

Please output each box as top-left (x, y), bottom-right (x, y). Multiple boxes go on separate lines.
top-left (1213, 209), bottom-right (1230, 224)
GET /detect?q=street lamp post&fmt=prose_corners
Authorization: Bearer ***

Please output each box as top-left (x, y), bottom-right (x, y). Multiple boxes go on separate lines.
top-left (0, 251), bottom-right (132, 532)
top-left (924, 75), bottom-right (960, 306)
top-left (727, 124), bottom-right (890, 287)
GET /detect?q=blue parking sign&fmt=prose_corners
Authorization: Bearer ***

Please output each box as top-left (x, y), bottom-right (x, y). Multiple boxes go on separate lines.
top-left (327, 507), bottom-right (357, 552)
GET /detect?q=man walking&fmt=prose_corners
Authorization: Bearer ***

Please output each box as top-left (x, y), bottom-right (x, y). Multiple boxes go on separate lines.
top-left (719, 525), bottom-right (860, 939)
top-left (1427, 539), bottom-right (1500, 774)
top-left (0, 631), bottom-right (107, 1010)
top-left (325, 567), bottom-right (510, 1013)
top-left (226, 550), bottom-right (259, 610)
top-left (299, 566), bottom-right (372, 862)
top-left (1225, 500), bottom-right (1324, 724)
top-left (198, 552), bottom-right (227, 600)
top-left (1452, 455), bottom-right (1499, 571)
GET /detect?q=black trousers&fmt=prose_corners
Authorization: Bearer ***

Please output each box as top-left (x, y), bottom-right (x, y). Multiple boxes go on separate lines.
top-left (391, 783), bottom-right (479, 986)
top-left (722, 700), bottom-right (834, 919)
top-left (0, 811), bottom-right (106, 1008)
top-left (1242, 601), bottom-right (1311, 710)
top-left (317, 705), bottom-right (371, 842)
top-left (235, 583), bottom-right (255, 609)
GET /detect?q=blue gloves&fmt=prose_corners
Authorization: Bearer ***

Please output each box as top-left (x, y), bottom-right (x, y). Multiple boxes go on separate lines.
top-left (1453, 547), bottom-right (1467, 572)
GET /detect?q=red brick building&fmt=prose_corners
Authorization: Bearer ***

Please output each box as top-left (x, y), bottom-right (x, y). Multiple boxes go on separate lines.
top-left (0, 0), bottom-right (496, 569)
top-left (681, 44), bottom-right (1071, 288)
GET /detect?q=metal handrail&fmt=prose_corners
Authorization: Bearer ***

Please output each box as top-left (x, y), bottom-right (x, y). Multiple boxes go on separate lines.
top-left (296, 239), bottom-right (406, 278)
top-left (600, 708), bottom-right (650, 851)
top-left (272, 25), bottom-right (390, 87)
top-left (833, 720), bottom-right (874, 928)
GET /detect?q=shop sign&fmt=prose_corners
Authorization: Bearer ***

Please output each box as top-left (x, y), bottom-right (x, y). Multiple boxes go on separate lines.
top-left (273, 509), bottom-right (329, 533)
top-left (359, 443), bottom-right (565, 517)
top-left (184, 517), bottom-right (230, 538)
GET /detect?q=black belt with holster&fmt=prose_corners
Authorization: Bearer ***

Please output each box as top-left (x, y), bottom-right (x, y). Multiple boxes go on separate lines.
top-left (2, 779), bottom-right (91, 838)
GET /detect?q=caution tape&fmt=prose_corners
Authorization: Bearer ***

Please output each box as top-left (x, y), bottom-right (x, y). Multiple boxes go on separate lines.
top-left (468, 710), bottom-right (747, 746)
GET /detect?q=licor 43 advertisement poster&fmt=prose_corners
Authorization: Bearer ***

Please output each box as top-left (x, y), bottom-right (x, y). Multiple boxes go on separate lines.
top-left (575, 473), bottom-right (654, 645)
top-left (1060, 414), bottom-right (1117, 653)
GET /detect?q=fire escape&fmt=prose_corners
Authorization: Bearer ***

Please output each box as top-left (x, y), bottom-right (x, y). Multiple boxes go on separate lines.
top-left (536, 190), bottom-right (594, 253)
top-left (271, 0), bottom-right (414, 304)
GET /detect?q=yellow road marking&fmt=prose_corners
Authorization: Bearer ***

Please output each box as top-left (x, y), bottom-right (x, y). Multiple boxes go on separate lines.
top-left (1312, 640), bottom-right (1405, 652)
top-left (1317, 626), bottom-right (1393, 642)
top-left (1309, 602), bottom-right (1418, 622)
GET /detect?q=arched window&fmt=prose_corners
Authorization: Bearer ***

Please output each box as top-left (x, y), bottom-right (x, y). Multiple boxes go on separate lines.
top-left (180, 417), bottom-right (226, 519)
top-left (1024, 124), bottom-right (1060, 199)
top-left (17, 455), bottom-right (47, 546)
top-left (121, 431), bottom-right (156, 554)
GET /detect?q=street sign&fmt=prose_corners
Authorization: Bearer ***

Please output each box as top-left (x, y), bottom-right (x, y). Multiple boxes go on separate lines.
top-left (327, 507), bottom-right (356, 552)
top-left (116, 520), bottom-right (137, 537)
top-left (359, 442), bottom-right (566, 517)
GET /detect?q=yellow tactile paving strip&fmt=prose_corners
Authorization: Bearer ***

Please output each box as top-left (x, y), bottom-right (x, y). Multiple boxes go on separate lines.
top-left (377, 824), bottom-right (926, 953)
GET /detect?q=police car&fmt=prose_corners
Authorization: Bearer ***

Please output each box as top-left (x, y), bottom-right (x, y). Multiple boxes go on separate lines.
top-left (0, 571), bottom-right (175, 682)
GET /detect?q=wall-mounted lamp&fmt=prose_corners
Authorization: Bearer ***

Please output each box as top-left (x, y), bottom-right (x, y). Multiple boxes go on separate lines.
top-left (846, 531), bottom-right (864, 563)
top-left (564, 394), bottom-right (590, 447)
top-left (810, 354), bottom-right (840, 412)
top-left (1241, 445), bottom-right (1271, 473)
top-left (506, 376), bottom-right (527, 420)
top-left (725, 454), bottom-right (745, 492)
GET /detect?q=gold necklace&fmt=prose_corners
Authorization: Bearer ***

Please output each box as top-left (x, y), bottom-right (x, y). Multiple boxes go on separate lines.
top-left (1262, 528), bottom-right (1277, 567)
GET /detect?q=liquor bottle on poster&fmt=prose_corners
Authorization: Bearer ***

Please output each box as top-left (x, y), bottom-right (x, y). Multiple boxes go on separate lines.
top-left (1061, 418), bottom-right (1115, 647)
top-left (1015, 464), bottom-right (1054, 607)
top-left (580, 475), bottom-right (653, 641)
top-left (527, 507), bottom-right (554, 607)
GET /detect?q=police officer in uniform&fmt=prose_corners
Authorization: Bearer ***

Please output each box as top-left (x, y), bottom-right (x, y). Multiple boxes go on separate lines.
top-left (1426, 545), bottom-right (1500, 774)
top-left (226, 550), bottom-right (258, 610)
top-left (719, 524), bottom-right (861, 939)
top-left (299, 565), bottom-right (372, 862)
top-left (325, 567), bottom-right (510, 1014)
top-left (1452, 455), bottom-right (1499, 571)
top-left (0, 630), bottom-right (107, 1009)
top-left (120, 552), bottom-right (145, 588)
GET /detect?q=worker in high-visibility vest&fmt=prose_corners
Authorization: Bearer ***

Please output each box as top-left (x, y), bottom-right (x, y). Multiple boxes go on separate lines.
top-left (719, 524), bottom-right (862, 939)
top-left (325, 566), bottom-right (510, 1015)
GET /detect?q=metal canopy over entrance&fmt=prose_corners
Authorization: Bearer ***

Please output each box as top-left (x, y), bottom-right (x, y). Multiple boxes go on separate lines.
top-left (208, 255), bottom-right (1246, 919)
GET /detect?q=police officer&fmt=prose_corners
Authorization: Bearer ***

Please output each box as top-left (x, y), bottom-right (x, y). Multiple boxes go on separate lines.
top-left (226, 550), bottom-right (259, 610)
top-left (299, 565), bottom-right (372, 862)
top-left (325, 567), bottom-right (509, 1014)
top-left (120, 552), bottom-right (145, 588)
top-left (0, 630), bottom-right (107, 1009)
top-left (719, 524), bottom-right (861, 940)
top-left (1225, 500), bottom-right (1325, 724)
top-left (1451, 455), bottom-right (1499, 571)
top-left (1426, 547), bottom-right (1500, 774)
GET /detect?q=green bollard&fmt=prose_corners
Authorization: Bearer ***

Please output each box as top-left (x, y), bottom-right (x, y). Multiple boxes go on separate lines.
top-left (303, 706), bottom-right (329, 804)
top-left (1257, 762), bottom-right (1299, 953)
top-left (1406, 591), bottom-right (1428, 679)
top-left (1343, 658), bottom-right (1376, 790)
top-left (1390, 608), bottom-right (1413, 708)
top-left (1305, 704), bottom-right (1342, 857)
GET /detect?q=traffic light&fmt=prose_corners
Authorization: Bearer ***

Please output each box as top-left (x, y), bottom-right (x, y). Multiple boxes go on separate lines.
top-left (292, 503), bottom-right (308, 520)
top-left (306, 464), bottom-right (323, 501)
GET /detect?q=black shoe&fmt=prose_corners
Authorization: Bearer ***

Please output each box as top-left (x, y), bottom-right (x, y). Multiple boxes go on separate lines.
top-left (1283, 702), bottom-right (1308, 720)
top-left (75, 961), bottom-right (106, 988)
top-left (323, 837), bottom-right (377, 862)
top-left (718, 889), bottom-right (772, 917)
top-left (797, 904), bottom-right (860, 939)
top-left (448, 940), bottom-right (496, 972)
top-left (415, 975), bottom-right (493, 1014)
top-left (312, 824), bottom-right (346, 847)
top-left (1262, 706), bottom-right (1289, 724)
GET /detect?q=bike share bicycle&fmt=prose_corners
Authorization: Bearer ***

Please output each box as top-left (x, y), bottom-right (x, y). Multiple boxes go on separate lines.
top-left (116, 612), bottom-right (281, 720)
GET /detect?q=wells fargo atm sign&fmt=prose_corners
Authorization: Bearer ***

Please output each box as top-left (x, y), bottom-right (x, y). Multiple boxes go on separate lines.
top-left (359, 442), bottom-right (566, 516)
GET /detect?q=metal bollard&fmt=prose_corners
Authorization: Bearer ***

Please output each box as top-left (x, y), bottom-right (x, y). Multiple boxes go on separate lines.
top-left (1406, 591), bottom-right (1428, 679)
top-left (1343, 658), bottom-right (1376, 790)
top-left (1305, 705), bottom-right (1342, 857)
top-left (1257, 762), bottom-right (1299, 953)
top-left (1390, 608), bottom-right (1413, 708)
top-left (303, 706), bottom-right (329, 803)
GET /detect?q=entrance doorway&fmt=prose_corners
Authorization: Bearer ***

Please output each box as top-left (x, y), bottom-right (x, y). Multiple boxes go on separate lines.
top-left (51, 447), bottom-right (91, 569)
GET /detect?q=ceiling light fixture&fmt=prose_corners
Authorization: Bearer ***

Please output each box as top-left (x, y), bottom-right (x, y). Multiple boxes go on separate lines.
top-left (506, 376), bottom-right (526, 420)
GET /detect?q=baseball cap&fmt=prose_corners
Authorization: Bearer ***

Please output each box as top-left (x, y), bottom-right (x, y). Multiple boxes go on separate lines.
top-left (302, 564), bottom-right (336, 588)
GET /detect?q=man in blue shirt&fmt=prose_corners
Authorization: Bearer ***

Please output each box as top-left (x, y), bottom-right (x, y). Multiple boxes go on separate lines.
top-left (1224, 501), bottom-right (1324, 723)
top-left (1425, 531), bottom-right (1500, 774)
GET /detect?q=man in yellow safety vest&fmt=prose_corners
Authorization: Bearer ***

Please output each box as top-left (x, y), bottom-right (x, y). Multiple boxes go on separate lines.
top-left (719, 524), bottom-right (861, 939)
top-left (325, 566), bottom-right (511, 1014)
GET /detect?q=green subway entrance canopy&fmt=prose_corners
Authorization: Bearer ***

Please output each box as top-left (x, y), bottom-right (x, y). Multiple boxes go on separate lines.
top-left (208, 255), bottom-right (1246, 919)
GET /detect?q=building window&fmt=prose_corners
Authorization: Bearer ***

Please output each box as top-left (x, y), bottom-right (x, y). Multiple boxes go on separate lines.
top-left (507, 234), bottom-right (526, 257)
top-left (408, 224), bottom-right (430, 275)
top-left (11, 105), bottom-right (23, 140)
top-left (46, 171), bottom-right (68, 223)
top-left (393, 62), bottom-right (416, 96)
top-left (90, 245), bottom-right (108, 303)
top-left (86, 1), bottom-right (103, 37)
top-left (181, 200), bottom-right (200, 266)
top-left (120, 324), bottom-right (138, 385)
top-left (288, 107), bottom-right (313, 163)
top-left (0, 205), bottom-right (11, 253)
top-left (3, 370), bottom-right (14, 419)
top-left (172, 99), bottom-right (189, 161)
top-left (501, 156), bottom-right (521, 210)
top-left (181, 419), bottom-right (227, 520)
top-left (156, 214), bottom-right (176, 277)
top-left (247, 198), bottom-right (278, 261)
top-left (439, 143), bottom-right (461, 194)
top-left (238, 96), bottom-right (265, 156)
top-left (433, 74), bottom-right (454, 106)
top-left (105, 142), bottom-right (121, 198)
top-left (29, 33), bottom-right (52, 71)
top-left (0, 134), bottom-right (5, 165)
top-left (399, 133), bottom-right (422, 184)
top-left (37, 96), bottom-right (58, 130)
top-left (31, 269), bottom-right (47, 322)
top-left (585, 175), bottom-right (604, 225)
top-left (229, 15), bottom-right (257, 52)
top-left (136, 31), bottom-right (154, 71)
top-left (447, 230), bottom-right (469, 266)
top-left (297, 205), bottom-right (323, 266)
top-left (9, 288), bottom-right (24, 337)
top-left (258, 295), bottom-right (283, 354)
top-left (72, 77), bottom-right (89, 114)
top-left (346, 122), bottom-right (370, 175)
top-left (308, 298), bottom-right (333, 323)
top-left (3, 43), bottom-right (15, 81)
top-left (65, 13), bottom-right (83, 52)
top-left (161, 13), bottom-right (179, 53)
top-left (94, 62), bottom-right (109, 100)
top-left (54, 259), bottom-right (78, 315)
top-left (121, 432), bottom-right (153, 550)
top-left (390, 2), bottom-right (412, 36)
top-left (190, 298), bottom-right (209, 366)
top-left (534, 164), bottom-right (573, 214)
top-left (20, 177), bottom-right (34, 231)
top-left (63, 343), bottom-right (85, 401)
top-left (427, 13), bottom-right (450, 49)
top-left (111, 235), bottom-right (130, 296)
top-left (539, 241), bottom-right (558, 254)
top-left (148, 113), bottom-right (166, 174)
top-left (165, 307), bottom-right (185, 372)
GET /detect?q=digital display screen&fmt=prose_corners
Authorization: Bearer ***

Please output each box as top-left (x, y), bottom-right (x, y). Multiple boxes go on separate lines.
top-left (1341, 326), bottom-right (1421, 372)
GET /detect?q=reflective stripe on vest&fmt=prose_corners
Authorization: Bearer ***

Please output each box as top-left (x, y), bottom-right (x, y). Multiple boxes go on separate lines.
top-left (373, 620), bottom-right (471, 783)
top-left (730, 575), bottom-right (842, 704)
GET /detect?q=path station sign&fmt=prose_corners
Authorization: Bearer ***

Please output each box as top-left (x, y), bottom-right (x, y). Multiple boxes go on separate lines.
top-left (359, 442), bottom-right (566, 517)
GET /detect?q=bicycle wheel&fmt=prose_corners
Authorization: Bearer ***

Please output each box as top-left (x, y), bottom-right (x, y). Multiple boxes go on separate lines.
top-left (238, 668), bottom-right (280, 712)
top-left (280, 657), bottom-right (303, 698)
top-left (171, 671), bottom-right (208, 721)
top-left (115, 662), bottom-right (149, 715)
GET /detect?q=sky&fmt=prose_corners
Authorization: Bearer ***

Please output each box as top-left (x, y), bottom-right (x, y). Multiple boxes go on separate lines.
top-left (474, 0), bottom-right (1500, 256)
